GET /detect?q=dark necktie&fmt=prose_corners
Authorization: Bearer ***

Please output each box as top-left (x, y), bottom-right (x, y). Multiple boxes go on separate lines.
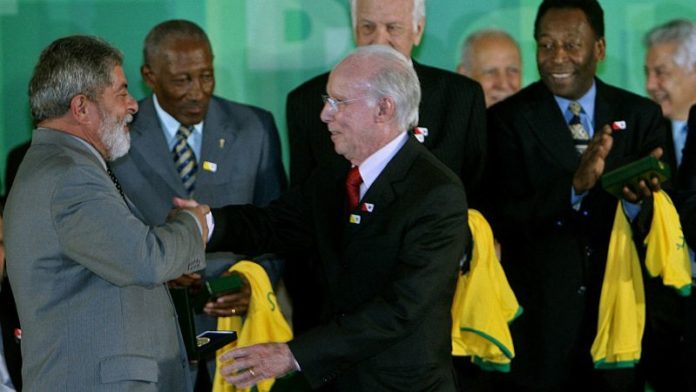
top-left (345, 166), bottom-right (363, 213)
top-left (106, 164), bottom-right (126, 202)
top-left (568, 101), bottom-right (590, 155)
top-left (173, 125), bottom-right (198, 195)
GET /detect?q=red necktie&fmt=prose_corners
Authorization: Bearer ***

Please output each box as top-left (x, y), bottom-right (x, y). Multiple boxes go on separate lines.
top-left (345, 166), bottom-right (363, 213)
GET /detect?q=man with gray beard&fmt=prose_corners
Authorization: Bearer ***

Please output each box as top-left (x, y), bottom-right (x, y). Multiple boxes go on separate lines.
top-left (4, 35), bottom-right (211, 391)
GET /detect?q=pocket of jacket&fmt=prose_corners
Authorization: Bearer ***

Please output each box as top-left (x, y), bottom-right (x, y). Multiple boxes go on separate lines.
top-left (99, 354), bottom-right (158, 383)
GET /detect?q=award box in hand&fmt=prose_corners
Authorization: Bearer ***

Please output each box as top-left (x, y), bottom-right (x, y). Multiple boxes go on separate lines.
top-left (601, 156), bottom-right (671, 199)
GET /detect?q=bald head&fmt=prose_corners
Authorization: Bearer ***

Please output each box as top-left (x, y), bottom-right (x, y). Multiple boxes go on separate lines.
top-left (458, 29), bottom-right (522, 107)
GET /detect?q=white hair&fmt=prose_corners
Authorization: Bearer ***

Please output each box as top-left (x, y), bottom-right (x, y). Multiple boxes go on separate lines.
top-left (644, 19), bottom-right (696, 71)
top-left (342, 45), bottom-right (421, 131)
top-left (350, 0), bottom-right (426, 32)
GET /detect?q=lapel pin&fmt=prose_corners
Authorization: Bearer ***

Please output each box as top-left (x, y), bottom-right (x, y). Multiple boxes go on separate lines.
top-left (219, 138), bottom-right (225, 148)
top-left (611, 121), bottom-right (626, 132)
top-left (202, 161), bottom-right (218, 173)
top-left (361, 203), bottom-right (374, 213)
top-left (413, 127), bottom-right (428, 143)
top-left (349, 214), bottom-right (361, 224)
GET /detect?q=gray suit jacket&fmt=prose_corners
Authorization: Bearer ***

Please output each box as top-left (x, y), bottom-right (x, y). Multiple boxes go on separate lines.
top-left (4, 129), bottom-right (206, 391)
top-left (111, 96), bottom-right (286, 225)
top-left (111, 96), bottom-right (286, 277)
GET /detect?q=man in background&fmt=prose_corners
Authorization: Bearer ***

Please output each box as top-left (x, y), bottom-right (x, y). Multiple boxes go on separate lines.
top-left (110, 20), bottom-right (287, 389)
top-left (5, 35), bottom-right (210, 391)
top-left (642, 20), bottom-right (696, 390)
top-left (645, 19), bottom-right (696, 186)
top-left (457, 29), bottom-right (522, 108)
top-left (486, 0), bottom-right (665, 389)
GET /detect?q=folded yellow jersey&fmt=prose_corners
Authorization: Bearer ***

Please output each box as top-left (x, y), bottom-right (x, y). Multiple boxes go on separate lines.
top-left (213, 261), bottom-right (293, 392)
top-left (451, 209), bottom-right (522, 372)
top-left (591, 191), bottom-right (691, 369)
top-left (644, 191), bottom-right (691, 295)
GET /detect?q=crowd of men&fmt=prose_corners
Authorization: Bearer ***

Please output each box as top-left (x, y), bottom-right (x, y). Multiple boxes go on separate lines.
top-left (1, 0), bottom-right (695, 391)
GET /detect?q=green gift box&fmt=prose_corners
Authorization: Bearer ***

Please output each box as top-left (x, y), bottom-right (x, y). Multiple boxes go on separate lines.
top-left (192, 274), bottom-right (244, 314)
top-left (600, 156), bottom-right (671, 199)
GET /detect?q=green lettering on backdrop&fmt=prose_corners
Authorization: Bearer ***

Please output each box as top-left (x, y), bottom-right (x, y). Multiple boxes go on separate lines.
top-left (0, 0), bottom-right (694, 193)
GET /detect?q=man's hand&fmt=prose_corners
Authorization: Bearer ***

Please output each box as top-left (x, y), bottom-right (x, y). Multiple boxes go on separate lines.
top-left (219, 343), bottom-right (298, 387)
top-left (621, 147), bottom-right (664, 203)
top-left (573, 124), bottom-right (614, 194)
top-left (173, 197), bottom-right (199, 208)
top-left (184, 204), bottom-right (211, 243)
top-left (167, 272), bottom-right (202, 289)
top-left (204, 272), bottom-right (252, 317)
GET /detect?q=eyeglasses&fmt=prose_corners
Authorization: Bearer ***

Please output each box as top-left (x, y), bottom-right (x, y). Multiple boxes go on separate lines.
top-left (321, 94), bottom-right (369, 112)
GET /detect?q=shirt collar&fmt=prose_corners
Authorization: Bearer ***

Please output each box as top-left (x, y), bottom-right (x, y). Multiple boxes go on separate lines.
top-left (152, 94), bottom-right (204, 142)
top-left (553, 80), bottom-right (597, 123)
top-left (356, 132), bottom-right (409, 198)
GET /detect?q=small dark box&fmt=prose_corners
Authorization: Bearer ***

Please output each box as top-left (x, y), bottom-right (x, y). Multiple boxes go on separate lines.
top-left (601, 156), bottom-right (671, 199)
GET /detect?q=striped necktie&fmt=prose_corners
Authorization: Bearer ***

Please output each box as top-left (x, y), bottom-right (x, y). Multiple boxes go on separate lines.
top-left (568, 101), bottom-right (590, 155)
top-left (173, 125), bottom-right (197, 195)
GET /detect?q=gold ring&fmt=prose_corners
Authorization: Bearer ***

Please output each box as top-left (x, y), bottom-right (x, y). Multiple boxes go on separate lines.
top-left (249, 368), bottom-right (256, 377)
top-left (231, 308), bottom-right (236, 315)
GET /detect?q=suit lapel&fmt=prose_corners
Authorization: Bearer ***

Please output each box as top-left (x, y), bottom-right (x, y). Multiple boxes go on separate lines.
top-left (130, 98), bottom-right (187, 195)
top-left (198, 98), bottom-right (240, 183)
top-left (521, 83), bottom-right (579, 173)
top-left (343, 138), bottom-right (416, 238)
top-left (594, 79), bottom-right (628, 170)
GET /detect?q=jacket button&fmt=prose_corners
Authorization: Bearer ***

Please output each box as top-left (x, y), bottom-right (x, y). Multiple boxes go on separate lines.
top-left (555, 219), bottom-right (563, 227)
top-left (577, 286), bottom-right (587, 295)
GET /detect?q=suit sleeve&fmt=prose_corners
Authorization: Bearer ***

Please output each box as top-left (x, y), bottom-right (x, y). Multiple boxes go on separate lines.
top-left (288, 183), bottom-right (469, 387)
top-left (53, 162), bottom-right (205, 287)
top-left (208, 185), bottom-right (313, 255)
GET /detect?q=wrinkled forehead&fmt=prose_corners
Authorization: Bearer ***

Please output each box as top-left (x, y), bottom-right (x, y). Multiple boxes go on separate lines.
top-left (328, 58), bottom-right (374, 96)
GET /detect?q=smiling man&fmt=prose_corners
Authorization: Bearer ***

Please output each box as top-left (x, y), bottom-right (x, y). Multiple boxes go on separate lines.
top-left (484, 0), bottom-right (666, 390)
top-left (644, 20), bottom-right (696, 180)
top-left (457, 29), bottom-right (522, 108)
top-left (4, 35), bottom-right (210, 391)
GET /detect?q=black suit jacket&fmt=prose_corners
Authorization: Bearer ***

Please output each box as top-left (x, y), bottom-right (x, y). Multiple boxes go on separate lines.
top-left (286, 61), bottom-right (486, 206)
top-left (485, 79), bottom-right (666, 389)
top-left (210, 138), bottom-right (469, 391)
top-left (680, 104), bottom-right (696, 248)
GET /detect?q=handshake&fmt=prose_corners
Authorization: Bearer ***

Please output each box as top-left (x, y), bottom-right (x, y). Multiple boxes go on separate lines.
top-left (170, 197), bottom-right (214, 246)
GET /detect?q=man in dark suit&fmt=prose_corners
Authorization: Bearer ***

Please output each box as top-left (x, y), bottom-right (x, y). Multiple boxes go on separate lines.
top-left (485, 0), bottom-right (666, 390)
top-left (677, 104), bottom-right (696, 392)
top-left (180, 45), bottom-right (469, 391)
top-left (641, 19), bottom-right (696, 391)
top-left (109, 20), bottom-right (287, 389)
top-left (284, 0), bottom-right (484, 348)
